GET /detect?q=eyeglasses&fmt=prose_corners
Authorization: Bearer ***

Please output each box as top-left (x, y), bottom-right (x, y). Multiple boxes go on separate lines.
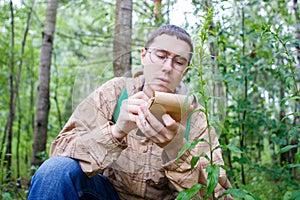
top-left (145, 48), bottom-right (189, 72)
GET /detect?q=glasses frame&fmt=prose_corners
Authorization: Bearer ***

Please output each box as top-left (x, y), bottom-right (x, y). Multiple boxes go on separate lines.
top-left (145, 48), bottom-right (189, 72)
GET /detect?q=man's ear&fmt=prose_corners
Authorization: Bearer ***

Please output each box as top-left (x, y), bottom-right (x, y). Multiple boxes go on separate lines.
top-left (140, 48), bottom-right (147, 65)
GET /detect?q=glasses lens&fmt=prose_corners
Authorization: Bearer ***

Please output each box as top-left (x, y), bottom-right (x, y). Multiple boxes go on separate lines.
top-left (173, 56), bottom-right (188, 69)
top-left (151, 49), bottom-right (167, 64)
top-left (148, 49), bottom-right (189, 72)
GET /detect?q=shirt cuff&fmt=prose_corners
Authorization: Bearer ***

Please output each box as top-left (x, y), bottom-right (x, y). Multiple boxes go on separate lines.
top-left (107, 121), bottom-right (127, 149)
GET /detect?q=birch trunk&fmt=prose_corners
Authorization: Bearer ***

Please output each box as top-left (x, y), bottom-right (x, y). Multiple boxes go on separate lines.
top-left (113, 0), bottom-right (132, 77)
top-left (31, 0), bottom-right (57, 168)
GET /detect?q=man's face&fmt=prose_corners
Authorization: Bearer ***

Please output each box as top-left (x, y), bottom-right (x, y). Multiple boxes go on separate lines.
top-left (141, 34), bottom-right (191, 97)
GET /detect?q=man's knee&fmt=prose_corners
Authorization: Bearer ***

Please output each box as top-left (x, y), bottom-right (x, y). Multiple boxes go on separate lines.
top-left (33, 157), bottom-right (82, 181)
top-left (28, 157), bottom-right (82, 199)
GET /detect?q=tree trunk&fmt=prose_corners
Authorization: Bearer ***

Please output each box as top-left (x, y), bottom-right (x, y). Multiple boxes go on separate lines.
top-left (1, 0), bottom-right (34, 181)
top-left (154, 0), bottom-right (162, 23)
top-left (53, 61), bottom-right (62, 129)
top-left (240, 4), bottom-right (247, 186)
top-left (113, 0), bottom-right (132, 77)
top-left (31, 0), bottom-right (57, 168)
top-left (16, 95), bottom-right (22, 184)
top-left (4, 0), bottom-right (15, 181)
top-left (279, 82), bottom-right (288, 166)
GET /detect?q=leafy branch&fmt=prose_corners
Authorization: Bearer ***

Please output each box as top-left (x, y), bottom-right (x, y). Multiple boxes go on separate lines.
top-left (261, 24), bottom-right (299, 97)
top-left (176, 7), bottom-right (221, 200)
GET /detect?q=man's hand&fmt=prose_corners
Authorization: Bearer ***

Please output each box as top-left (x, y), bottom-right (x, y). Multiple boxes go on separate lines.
top-left (112, 91), bottom-right (149, 140)
top-left (136, 105), bottom-right (185, 151)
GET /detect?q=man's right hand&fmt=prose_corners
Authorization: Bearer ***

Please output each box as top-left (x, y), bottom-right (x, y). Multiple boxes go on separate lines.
top-left (112, 91), bottom-right (149, 140)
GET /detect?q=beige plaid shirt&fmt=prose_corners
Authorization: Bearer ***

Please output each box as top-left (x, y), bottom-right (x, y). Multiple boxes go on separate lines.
top-left (50, 76), bottom-right (232, 200)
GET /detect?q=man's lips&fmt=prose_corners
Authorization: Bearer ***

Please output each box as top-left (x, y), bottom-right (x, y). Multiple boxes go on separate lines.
top-left (149, 77), bottom-right (172, 92)
top-left (156, 77), bottom-right (170, 85)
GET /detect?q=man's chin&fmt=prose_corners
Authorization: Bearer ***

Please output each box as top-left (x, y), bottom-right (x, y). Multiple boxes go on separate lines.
top-left (152, 85), bottom-right (172, 93)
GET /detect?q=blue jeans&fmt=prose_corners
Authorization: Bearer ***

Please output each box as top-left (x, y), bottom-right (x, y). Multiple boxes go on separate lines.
top-left (28, 157), bottom-right (120, 200)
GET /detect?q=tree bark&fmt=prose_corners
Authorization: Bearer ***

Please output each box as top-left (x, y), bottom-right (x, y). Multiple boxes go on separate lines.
top-left (16, 95), bottom-right (22, 183)
top-left (154, 0), bottom-right (162, 23)
top-left (1, 0), bottom-right (35, 181)
top-left (240, 4), bottom-right (247, 186)
top-left (31, 0), bottom-right (57, 168)
top-left (4, 0), bottom-right (15, 181)
top-left (113, 0), bottom-right (132, 77)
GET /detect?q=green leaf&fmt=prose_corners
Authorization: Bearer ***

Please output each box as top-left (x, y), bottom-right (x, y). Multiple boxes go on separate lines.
top-left (200, 152), bottom-right (211, 162)
top-left (283, 191), bottom-right (293, 200)
top-left (177, 139), bottom-right (206, 161)
top-left (201, 80), bottom-right (207, 86)
top-left (211, 145), bottom-right (221, 153)
top-left (227, 143), bottom-right (243, 154)
top-left (177, 142), bottom-right (190, 160)
top-left (244, 194), bottom-right (256, 200)
top-left (204, 164), bottom-right (220, 198)
top-left (278, 145), bottom-right (298, 154)
top-left (191, 156), bottom-right (200, 170)
top-left (291, 190), bottom-right (300, 200)
top-left (175, 184), bottom-right (205, 200)
top-left (287, 164), bottom-right (300, 169)
top-left (288, 126), bottom-right (300, 139)
top-left (221, 188), bottom-right (248, 198)
top-left (2, 192), bottom-right (12, 200)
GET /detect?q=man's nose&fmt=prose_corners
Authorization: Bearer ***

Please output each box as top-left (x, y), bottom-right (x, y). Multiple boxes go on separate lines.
top-left (161, 57), bottom-right (173, 71)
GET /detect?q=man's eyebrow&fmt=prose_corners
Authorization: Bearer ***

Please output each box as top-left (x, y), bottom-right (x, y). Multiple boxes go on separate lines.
top-left (157, 48), bottom-right (189, 60)
top-left (146, 47), bottom-right (189, 60)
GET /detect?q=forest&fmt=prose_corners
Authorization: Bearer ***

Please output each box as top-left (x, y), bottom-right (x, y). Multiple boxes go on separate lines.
top-left (0, 0), bottom-right (299, 199)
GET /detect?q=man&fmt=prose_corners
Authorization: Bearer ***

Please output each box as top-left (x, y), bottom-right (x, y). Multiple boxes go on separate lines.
top-left (28, 24), bottom-right (232, 200)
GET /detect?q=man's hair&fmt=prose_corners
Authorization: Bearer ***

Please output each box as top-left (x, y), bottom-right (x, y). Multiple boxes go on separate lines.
top-left (145, 24), bottom-right (193, 62)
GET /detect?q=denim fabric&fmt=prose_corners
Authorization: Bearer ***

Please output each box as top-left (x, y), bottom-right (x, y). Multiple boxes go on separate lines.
top-left (28, 157), bottom-right (120, 200)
